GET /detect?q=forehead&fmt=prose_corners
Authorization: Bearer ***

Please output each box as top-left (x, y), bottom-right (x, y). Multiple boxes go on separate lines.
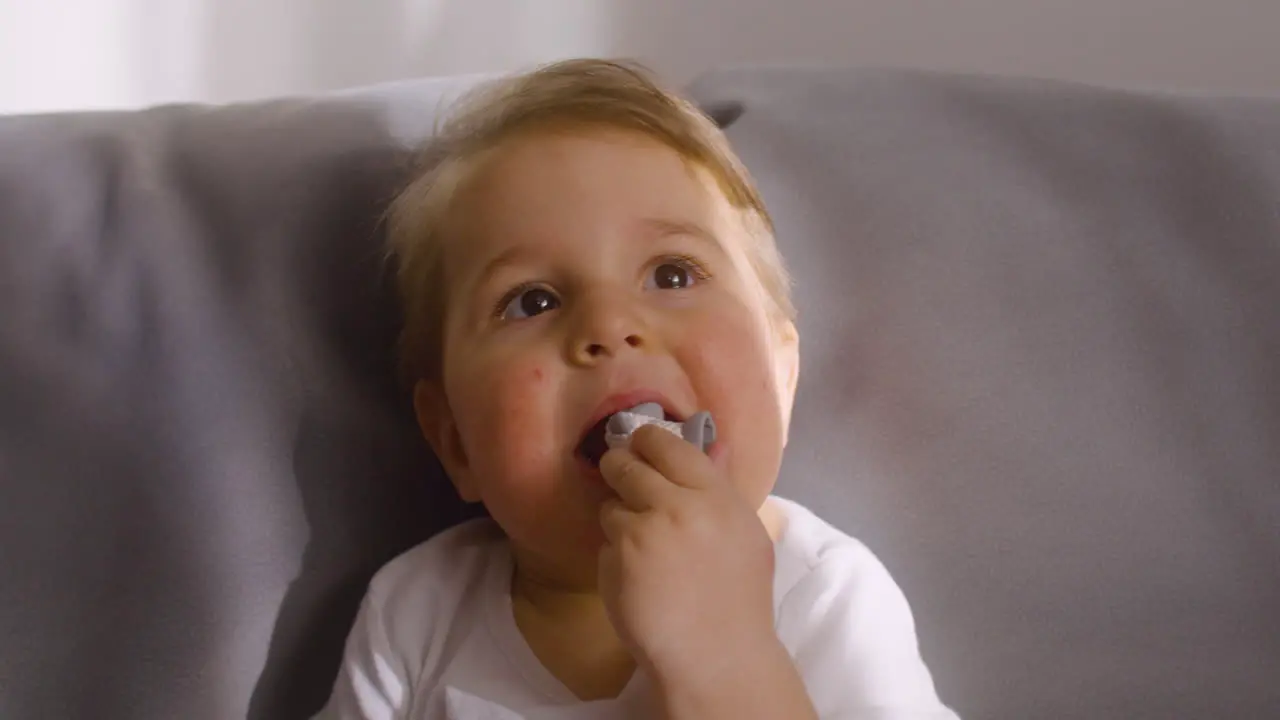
top-left (443, 128), bottom-right (735, 271)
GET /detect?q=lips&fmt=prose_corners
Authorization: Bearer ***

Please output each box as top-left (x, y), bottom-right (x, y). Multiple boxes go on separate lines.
top-left (575, 391), bottom-right (682, 467)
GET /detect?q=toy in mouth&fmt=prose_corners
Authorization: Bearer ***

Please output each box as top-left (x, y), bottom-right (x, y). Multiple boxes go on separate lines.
top-left (575, 402), bottom-right (718, 470)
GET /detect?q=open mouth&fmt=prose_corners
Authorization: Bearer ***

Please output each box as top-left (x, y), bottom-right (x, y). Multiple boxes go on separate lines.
top-left (576, 407), bottom-right (680, 468)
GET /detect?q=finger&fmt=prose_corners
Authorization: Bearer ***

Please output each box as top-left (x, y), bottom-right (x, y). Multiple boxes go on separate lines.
top-left (598, 447), bottom-right (677, 510)
top-left (598, 496), bottom-right (638, 544)
top-left (627, 423), bottom-right (717, 490)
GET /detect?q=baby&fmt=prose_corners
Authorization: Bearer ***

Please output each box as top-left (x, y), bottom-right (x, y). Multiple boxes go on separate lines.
top-left (318, 59), bottom-right (960, 720)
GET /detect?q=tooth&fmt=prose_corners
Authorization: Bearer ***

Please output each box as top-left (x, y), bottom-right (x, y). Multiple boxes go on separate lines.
top-left (628, 402), bottom-right (664, 419)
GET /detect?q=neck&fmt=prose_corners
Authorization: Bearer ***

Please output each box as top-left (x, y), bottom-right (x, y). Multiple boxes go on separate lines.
top-left (510, 557), bottom-right (636, 700)
top-left (511, 562), bottom-right (609, 621)
top-left (503, 498), bottom-right (787, 700)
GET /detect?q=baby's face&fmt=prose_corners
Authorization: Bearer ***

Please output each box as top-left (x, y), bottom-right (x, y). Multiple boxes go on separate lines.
top-left (415, 128), bottom-right (798, 586)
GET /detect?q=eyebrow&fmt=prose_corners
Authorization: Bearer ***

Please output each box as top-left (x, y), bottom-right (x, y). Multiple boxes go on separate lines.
top-left (473, 245), bottom-right (533, 296)
top-left (637, 217), bottom-right (723, 251)
top-left (474, 218), bottom-right (720, 282)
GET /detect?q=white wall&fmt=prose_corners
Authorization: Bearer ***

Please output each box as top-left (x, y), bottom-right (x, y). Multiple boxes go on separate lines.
top-left (4, 0), bottom-right (1280, 114)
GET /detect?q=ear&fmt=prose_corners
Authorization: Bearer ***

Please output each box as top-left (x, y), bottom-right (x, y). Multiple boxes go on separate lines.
top-left (413, 380), bottom-right (480, 503)
top-left (772, 319), bottom-right (801, 445)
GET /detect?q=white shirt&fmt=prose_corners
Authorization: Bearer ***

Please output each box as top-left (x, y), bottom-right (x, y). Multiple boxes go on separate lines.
top-left (316, 497), bottom-right (961, 719)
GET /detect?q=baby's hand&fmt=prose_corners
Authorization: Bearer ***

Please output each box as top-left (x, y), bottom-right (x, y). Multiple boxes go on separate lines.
top-left (597, 424), bottom-right (777, 689)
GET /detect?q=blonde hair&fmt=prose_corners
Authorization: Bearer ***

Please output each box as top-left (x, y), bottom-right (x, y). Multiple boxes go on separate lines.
top-left (388, 58), bottom-right (795, 383)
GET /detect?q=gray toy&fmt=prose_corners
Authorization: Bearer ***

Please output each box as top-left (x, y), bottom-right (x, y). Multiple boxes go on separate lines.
top-left (604, 402), bottom-right (716, 454)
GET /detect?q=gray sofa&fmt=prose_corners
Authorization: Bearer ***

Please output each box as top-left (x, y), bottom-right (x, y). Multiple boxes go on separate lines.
top-left (2, 67), bottom-right (1277, 720)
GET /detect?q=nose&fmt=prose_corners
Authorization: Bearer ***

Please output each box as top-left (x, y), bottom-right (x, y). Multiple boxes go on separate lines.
top-left (566, 291), bottom-right (648, 365)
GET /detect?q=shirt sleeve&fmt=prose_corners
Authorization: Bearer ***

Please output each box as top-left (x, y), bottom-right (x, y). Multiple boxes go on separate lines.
top-left (314, 587), bottom-right (413, 720)
top-left (774, 544), bottom-right (962, 720)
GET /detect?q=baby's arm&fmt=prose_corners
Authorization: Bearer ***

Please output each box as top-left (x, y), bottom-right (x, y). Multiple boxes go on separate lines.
top-left (774, 544), bottom-right (961, 719)
top-left (655, 638), bottom-right (819, 720)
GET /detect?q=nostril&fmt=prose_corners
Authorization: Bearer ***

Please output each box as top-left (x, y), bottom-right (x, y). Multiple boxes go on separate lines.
top-left (586, 342), bottom-right (606, 356)
top-left (625, 334), bottom-right (641, 348)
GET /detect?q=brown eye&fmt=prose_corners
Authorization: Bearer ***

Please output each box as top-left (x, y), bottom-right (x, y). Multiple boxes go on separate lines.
top-left (649, 262), bottom-right (695, 290)
top-left (501, 287), bottom-right (560, 320)
top-left (645, 255), bottom-right (709, 291)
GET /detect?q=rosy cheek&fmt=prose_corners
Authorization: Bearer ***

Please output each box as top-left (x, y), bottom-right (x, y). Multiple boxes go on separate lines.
top-left (692, 312), bottom-right (770, 384)
top-left (459, 363), bottom-right (556, 476)
top-left (684, 309), bottom-right (780, 428)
